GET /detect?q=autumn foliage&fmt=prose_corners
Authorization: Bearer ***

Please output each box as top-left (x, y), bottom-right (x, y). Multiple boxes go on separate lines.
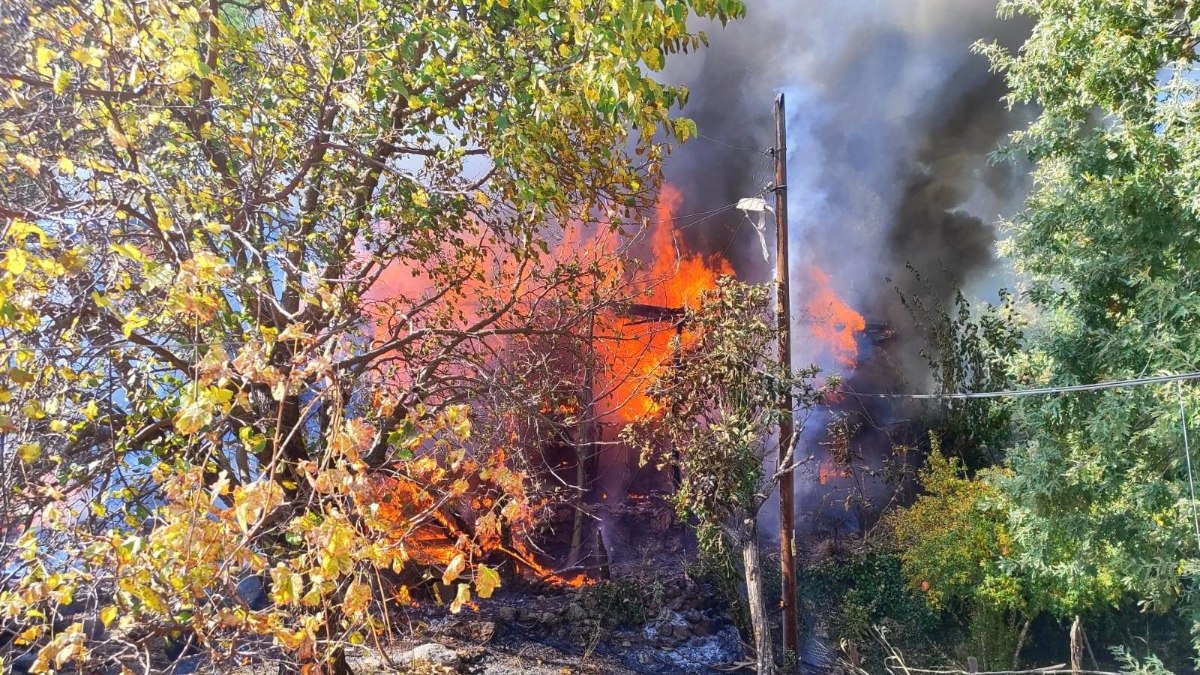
top-left (0, 0), bottom-right (746, 672)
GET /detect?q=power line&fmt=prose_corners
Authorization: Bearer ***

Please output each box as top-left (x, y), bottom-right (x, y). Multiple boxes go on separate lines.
top-left (695, 133), bottom-right (772, 155)
top-left (577, 186), bottom-right (770, 232)
top-left (841, 370), bottom-right (1200, 400)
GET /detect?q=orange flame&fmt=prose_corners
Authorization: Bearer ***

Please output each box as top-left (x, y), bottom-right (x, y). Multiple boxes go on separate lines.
top-left (802, 266), bottom-right (865, 369)
top-left (817, 460), bottom-right (851, 485)
top-left (645, 185), bottom-right (734, 309)
top-left (370, 473), bottom-right (591, 589)
top-left (596, 184), bottom-right (733, 422)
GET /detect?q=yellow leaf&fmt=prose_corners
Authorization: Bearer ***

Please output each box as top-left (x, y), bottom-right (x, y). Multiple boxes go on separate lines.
top-left (110, 242), bottom-right (143, 261)
top-left (99, 606), bottom-right (117, 628)
top-left (56, 157), bottom-right (76, 174)
top-left (14, 624), bottom-right (42, 645)
top-left (70, 47), bottom-right (102, 67)
top-left (7, 220), bottom-right (47, 244)
top-left (35, 47), bottom-right (55, 76)
top-left (475, 564), bottom-right (501, 599)
top-left (173, 398), bottom-right (211, 435)
top-left (52, 68), bottom-right (71, 95)
top-left (5, 249), bottom-right (28, 276)
top-left (17, 442), bottom-right (41, 463)
top-left (107, 123), bottom-right (129, 150)
top-left (15, 154), bottom-right (40, 176)
top-left (164, 58), bottom-right (191, 81)
top-left (270, 564), bottom-right (303, 606)
top-left (120, 310), bottom-right (150, 338)
top-left (442, 553), bottom-right (466, 585)
top-left (449, 583), bottom-right (471, 614)
top-left (411, 189), bottom-right (429, 208)
top-left (343, 579), bottom-right (372, 618)
top-left (642, 47), bottom-right (664, 71)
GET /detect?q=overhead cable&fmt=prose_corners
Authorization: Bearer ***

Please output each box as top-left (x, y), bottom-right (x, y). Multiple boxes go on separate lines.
top-left (841, 370), bottom-right (1200, 400)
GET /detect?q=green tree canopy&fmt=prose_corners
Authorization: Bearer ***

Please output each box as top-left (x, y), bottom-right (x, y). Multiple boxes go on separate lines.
top-left (977, 0), bottom-right (1200, 643)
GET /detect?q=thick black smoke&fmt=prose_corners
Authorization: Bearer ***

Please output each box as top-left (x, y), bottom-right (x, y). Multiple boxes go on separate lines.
top-left (663, 0), bottom-right (1030, 382)
top-left (658, 1), bottom-right (1032, 530)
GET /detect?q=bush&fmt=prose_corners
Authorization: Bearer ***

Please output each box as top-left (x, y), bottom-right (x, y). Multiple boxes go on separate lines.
top-left (802, 547), bottom-right (946, 663)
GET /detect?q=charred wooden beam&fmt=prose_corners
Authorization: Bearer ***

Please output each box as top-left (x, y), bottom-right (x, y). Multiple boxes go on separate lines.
top-left (621, 303), bottom-right (686, 325)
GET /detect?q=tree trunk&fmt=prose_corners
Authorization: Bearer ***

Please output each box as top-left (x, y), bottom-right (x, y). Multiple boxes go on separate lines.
top-left (568, 311), bottom-right (596, 567)
top-left (1069, 615), bottom-right (1082, 675)
top-left (1012, 615), bottom-right (1032, 670)
top-left (568, 452), bottom-right (587, 566)
top-left (596, 527), bottom-right (610, 580)
top-left (742, 518), bottom-right (778, 675)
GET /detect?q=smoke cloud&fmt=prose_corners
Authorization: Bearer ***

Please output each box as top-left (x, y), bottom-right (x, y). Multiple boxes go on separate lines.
top-left (663, 0), bottom-right (1030, 381)
top-left (659, 0), bottom-right (1032, 530)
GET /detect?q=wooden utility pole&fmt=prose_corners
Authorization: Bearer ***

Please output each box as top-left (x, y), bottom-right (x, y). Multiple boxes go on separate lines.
top-left (774, 92), bottom-right (800, 668)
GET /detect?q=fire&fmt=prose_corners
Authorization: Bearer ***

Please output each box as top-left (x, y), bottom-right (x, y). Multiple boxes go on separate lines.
top-left (359, 183), bottom-right (735, 588)
top-left (596, 184), bottom-right (733, 422)
top-left (802, 265), bottom-right (865, 369)
top-left (817, 460), bottom-right (851, 485)
top-left (369, 473), bottom-right (590, 590)
top-left (644, 185), bottom-right (734, 309)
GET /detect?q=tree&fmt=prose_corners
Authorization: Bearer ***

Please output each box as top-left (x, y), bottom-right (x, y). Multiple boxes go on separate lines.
top-left (0, 0), bottom-right (746, 671)
top-left (975, 0), bottom-right (1200, 657)
top-left (899, 273), bottom-right (1023, 472)
top-left (629, 277), bottom-right (826, 675)
top-left (891, 437), bottom-right (1038, 669)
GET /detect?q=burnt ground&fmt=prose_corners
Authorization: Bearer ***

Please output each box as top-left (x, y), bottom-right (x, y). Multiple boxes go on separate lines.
top-left (175, 495), bottom-right (754, 675)
top-left (340, 568), bottom-right (749, 675)
top-left (345, 493), bottom-right (751, 674)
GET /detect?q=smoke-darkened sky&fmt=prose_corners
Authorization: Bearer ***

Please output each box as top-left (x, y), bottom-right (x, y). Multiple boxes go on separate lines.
top-left (662, 0), bottom-right (1030, 384)
top-left (657, 1), bottom-right (1033, 529)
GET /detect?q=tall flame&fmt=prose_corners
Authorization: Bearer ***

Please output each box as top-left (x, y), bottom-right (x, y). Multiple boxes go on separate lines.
top-left (802, 265), bottom-right (865, 369)
top-left (645, 185), bottom-right (734, 309)
top-left (596, 184), bottom-right (733, 422)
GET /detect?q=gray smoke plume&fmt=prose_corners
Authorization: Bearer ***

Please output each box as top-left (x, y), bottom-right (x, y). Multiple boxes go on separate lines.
top-left (659, 0), bottom-right (1032, 532)
top-left (664, 0), bottom-right (1029, 381)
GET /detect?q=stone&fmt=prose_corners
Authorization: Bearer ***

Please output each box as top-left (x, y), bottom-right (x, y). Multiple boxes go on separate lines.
top-left (563, 603), bottom-right (587, 622)
top-left (496, 606), bottom-right (517, 622)
top-left (401, 643), bottom-right (460, 670)
top-left (671, 624), bottom-right (691, 641)
top-left (236, 573), bottom-right (269, 611)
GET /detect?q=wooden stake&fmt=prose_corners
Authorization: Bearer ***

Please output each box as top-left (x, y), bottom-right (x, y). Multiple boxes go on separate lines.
top-left (1070, 615), bottom-right (1083, 675)
top-left (774, 92), bottom-right (800, 669)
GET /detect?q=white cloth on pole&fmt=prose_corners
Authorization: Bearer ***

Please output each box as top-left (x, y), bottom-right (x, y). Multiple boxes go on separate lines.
top-left (736, 197), bottom-right (774, 262)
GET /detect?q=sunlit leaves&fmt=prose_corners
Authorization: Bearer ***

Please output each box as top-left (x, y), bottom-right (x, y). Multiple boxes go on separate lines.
top-left (17, 442), bottom-right (41, 464)
top-left (441, 553), bottom-right (467, 586)
top-left (0, 0), bottom-right (744, 669)
top-left (976, 0), bottom-right (1200, 647)
top-left (449, 583), bottom-right (471, 614)
top-left (475, 564), bottom-right (501, 599)
top-left (270, 565), bottom-right (304, 607)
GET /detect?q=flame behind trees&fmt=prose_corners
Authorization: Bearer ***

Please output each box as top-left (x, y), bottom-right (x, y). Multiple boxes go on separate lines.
top-left (629, 278), bottom-right (829, 675)
top-left (0, 0), bottom-right (746, 672)
top-left (595, 183), bottom-right (734, 423)
top-left (802, 265), bottom-right (866, 371)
